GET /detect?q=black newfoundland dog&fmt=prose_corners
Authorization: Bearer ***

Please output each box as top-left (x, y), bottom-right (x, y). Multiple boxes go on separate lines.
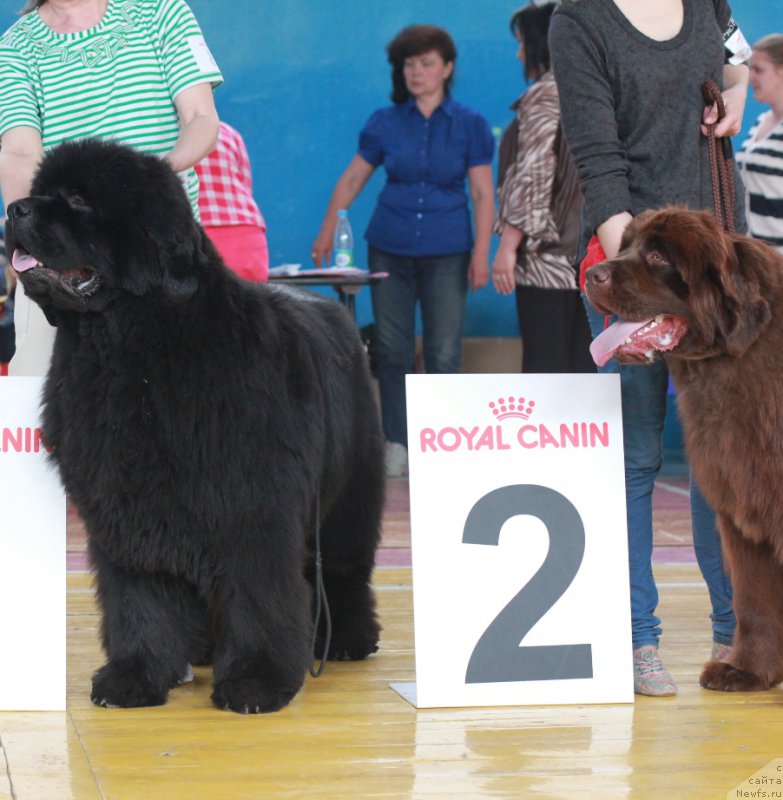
top-left (6, 139), bottom-right (385, 713)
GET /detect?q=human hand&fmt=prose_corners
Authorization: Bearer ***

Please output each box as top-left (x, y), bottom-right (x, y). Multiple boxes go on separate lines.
top-left (310, 232), bottom-right (332, 268)
top-left (468, 256), bottom-right (490, 291)
top-left (596, 212), bottom-right (633, 261)
top-left (491, 247), bottom-right (516, 296)
top-left (701, 82), bottom-right (747, 138)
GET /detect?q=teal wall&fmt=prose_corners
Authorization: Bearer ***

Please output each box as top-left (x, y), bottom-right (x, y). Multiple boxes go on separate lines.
top-left (1, 1), bottom-right (779, 333)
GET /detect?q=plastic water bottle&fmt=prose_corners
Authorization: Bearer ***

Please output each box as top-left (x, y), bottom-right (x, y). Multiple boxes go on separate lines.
top-left (333, 209), bottom-right (355, 268)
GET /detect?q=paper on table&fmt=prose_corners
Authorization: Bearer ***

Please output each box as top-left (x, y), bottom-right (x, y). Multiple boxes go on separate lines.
top-left (268, 263), bottom-right (302, 277)
top-left (298, 267), bottom-right (368, 277)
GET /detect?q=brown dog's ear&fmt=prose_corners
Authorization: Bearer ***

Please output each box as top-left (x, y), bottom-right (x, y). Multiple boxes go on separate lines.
top-left (711, 236), bottom-right (771, 358)
top-left (642, 209), bottom-right (773, 358)
top-left (723, 294), bottom-right (771, 357)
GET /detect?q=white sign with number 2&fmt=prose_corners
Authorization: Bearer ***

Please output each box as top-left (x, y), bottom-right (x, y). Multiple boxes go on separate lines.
top-left (403, 373), bottom-right (633, 708)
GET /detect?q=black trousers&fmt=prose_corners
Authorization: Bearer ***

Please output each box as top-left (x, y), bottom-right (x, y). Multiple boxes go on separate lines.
top-left (514, 285), bottom-right (595, 374)
top-left (0, 325), bottom-right (13, 364)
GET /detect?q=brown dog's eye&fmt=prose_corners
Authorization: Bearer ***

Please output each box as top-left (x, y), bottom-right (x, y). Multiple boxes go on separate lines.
top-left (648, 251), bottom-right (667, 265)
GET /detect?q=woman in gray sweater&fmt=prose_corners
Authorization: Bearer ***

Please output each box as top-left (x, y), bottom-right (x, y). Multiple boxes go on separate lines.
top-left (550, 0), bottom-right (750, 696)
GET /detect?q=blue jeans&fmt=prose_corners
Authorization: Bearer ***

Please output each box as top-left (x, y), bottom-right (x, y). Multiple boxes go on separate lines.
top-left (369, 247), bottom-right (469, 448)
top-left (583, 298), bottom-right (734, 648)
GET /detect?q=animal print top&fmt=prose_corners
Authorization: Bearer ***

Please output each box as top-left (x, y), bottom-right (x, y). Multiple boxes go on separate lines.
top-left (494, 71), bottom-right (582, 290)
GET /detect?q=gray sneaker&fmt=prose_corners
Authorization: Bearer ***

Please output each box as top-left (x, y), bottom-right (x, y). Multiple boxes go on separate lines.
top-left (633, 646), bottom-right (677, 696)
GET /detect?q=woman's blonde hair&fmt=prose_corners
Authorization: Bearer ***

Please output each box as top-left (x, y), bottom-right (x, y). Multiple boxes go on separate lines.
top-left (753, 34), bottom-right (783, 68)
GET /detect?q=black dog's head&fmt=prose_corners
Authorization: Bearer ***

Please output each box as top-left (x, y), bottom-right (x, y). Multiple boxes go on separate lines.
top-left (6, 138), bottom-right (207, 313)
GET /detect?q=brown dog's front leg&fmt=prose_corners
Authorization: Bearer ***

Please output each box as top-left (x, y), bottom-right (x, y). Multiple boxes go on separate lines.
top-left (700, 518), bottom-right (783, 692)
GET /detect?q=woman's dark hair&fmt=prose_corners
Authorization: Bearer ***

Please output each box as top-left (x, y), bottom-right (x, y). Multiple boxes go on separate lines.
top-left (20, 0), bottom-right (45, 13)
top-left (510, 2), bottom-right (557, 82)
top-left (386, 25), bottom-right (457, 105)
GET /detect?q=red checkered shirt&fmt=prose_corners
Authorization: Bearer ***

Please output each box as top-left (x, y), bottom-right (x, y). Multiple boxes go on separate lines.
top-left (196, 122), bottom-right (266, 229)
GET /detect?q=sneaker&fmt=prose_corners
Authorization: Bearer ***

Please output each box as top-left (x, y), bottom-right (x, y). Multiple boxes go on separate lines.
top-left (385, 442), bottom-right (408, 478)
top-left (177, 663), bottom-right (194, 684)
top-left (710, 642), bottom-right (733, 662)
top-left (633, 645), bottom-right (677, 696)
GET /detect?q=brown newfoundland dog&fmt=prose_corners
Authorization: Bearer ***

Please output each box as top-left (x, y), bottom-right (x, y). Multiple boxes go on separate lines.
top-left (585, 208), bottom-right (783, 692)
top-left (6, 139), bottom-right (385, 713)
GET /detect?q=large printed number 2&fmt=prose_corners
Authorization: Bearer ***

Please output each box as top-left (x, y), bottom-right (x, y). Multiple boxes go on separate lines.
top-left (463, 484), bottom-right (593, 684)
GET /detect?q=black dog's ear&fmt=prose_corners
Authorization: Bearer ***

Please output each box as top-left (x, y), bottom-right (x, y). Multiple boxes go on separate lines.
top-left (122, 226), bottom-right (200, 303)
top-left (158, 230), bottom-right (200, 303)
top-left (161, 271), bottom-right (198, 304)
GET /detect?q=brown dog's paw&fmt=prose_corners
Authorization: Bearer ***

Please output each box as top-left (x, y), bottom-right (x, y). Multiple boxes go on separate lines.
top-left (699, 660), bottom-right (769, 692)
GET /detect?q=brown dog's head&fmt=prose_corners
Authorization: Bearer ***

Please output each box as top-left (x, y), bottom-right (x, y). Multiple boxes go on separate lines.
top-left (584, 208), bottom-right (777, 365)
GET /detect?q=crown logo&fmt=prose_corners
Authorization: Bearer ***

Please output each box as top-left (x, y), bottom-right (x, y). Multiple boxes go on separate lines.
top-left (488, 396), bottom-right (536, 421)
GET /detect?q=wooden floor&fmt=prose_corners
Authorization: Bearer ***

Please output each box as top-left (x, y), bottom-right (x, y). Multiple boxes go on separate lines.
top-left (2, 475), bottom-right (782, 799)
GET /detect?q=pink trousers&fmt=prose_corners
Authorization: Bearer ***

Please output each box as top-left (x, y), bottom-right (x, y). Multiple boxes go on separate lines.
top-left (203, 224), bottom-right (269, 282)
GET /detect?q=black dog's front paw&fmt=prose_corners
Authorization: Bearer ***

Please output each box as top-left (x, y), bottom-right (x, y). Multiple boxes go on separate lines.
top-left (91, 661), bottom-right (169, 708)
top-left (211, 676), bottom-right (301, 714)
top-left (319, 617), bottom-right (381, 662)
top-left (325, 632), bottom-right (380, 661)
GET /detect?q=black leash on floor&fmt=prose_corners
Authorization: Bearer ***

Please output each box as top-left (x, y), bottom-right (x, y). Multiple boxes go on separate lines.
top-left (309, 493), bottom-right (332, 678)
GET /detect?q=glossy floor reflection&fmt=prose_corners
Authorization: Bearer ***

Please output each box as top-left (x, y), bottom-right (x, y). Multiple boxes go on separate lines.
top-left (0, 564), bottom-right (781, 799)
top-left (2, 474), bottom-right (782, 799)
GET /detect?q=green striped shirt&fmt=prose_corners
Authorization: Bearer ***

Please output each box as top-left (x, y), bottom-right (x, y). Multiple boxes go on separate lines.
top-left (0, 0), bottom-right (223, 215)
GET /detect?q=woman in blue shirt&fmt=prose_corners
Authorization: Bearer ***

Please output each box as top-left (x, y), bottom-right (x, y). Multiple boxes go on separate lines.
top-left (312, 25), bottom-right (495, 477)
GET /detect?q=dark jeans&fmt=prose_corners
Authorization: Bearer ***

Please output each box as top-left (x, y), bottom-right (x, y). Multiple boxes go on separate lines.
top-left (369, 246), bottom-right (469, 448)
top-left (515, 285), bottom-right (595, 373)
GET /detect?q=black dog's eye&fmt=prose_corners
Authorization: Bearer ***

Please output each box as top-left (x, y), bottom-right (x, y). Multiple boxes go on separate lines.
top-left (68, 194), bottom-right (89, 210)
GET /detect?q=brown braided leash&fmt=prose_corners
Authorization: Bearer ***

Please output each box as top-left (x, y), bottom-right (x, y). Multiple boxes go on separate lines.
top-left (702, 80), bottom-right (736, 232)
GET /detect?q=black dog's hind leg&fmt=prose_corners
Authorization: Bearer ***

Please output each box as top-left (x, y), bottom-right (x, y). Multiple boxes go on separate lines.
top-left (209, 533), bottom-right (313, 714)
top-left (313, 449), bottom-right (384, 662)
top-left (90, 546), bottom-right (207, 708)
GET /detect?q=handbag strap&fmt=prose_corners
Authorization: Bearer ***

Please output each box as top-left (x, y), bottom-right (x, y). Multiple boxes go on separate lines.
top-left (701, 80), bottom-right (736, 233)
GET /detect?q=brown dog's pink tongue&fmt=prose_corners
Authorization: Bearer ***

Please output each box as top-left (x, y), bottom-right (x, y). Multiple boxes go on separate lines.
top-left (12, 250), bottom-right (40, 273)
top-left (590, 319), bottom-right (653, 366)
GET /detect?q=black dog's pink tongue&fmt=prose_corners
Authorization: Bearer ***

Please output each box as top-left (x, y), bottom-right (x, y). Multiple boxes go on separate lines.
top-left (12, 249), bottom-right (40, 273)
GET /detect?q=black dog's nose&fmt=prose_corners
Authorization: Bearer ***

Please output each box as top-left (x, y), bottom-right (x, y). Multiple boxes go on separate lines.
top-left (7, 199), bottom-right (31, 219)
top-left (585, 264), bottom-right (610, 285)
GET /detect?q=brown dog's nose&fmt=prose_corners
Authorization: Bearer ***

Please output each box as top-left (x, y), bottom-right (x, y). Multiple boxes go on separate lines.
top-left (585, 264), bottom-right (610, 286)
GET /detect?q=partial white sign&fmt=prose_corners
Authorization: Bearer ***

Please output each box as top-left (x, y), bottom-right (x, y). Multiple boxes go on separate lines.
top-left (0, 378), bottom-right (66, 710)
top-left (405, 373), bottom-right (632, 708)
